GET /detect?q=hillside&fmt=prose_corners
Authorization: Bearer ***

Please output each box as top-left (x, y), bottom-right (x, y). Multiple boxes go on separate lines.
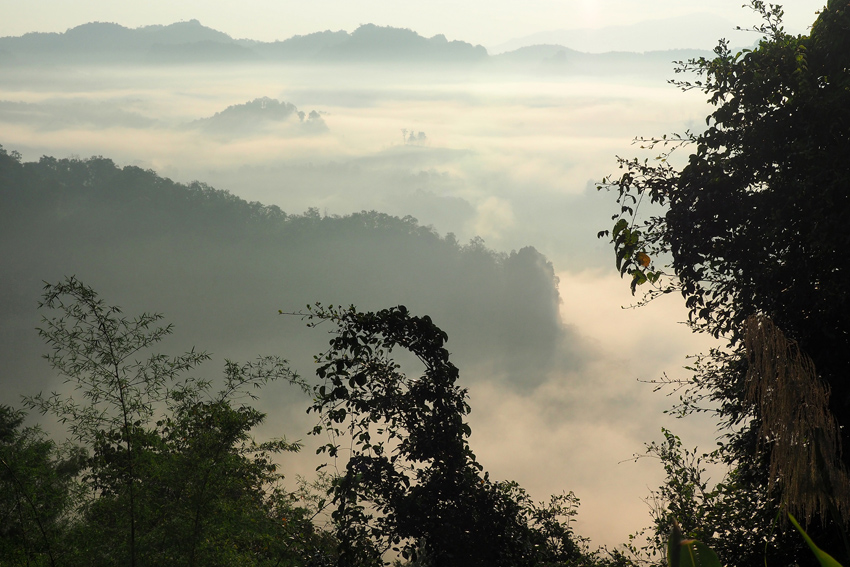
top-left (184, 97), bottom-right (328, 137)
top-left (0, 145), bottom-right (564, 403)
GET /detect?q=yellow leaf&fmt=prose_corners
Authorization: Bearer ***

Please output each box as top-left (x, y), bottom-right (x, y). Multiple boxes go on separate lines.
top-left (636, 252), bottom-right (651, 268)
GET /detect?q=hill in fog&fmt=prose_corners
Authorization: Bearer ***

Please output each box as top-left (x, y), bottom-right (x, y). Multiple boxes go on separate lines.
top-left (185, 97), bottom-right (328, 137)
top-left (0, 144), bottom-right (567, 406)
top-left (488, 44), bottom-right (711, 74)
top-left (489, 12), bottom-right (748, 54)
top-left (0, 20), bottom-right (234, 64)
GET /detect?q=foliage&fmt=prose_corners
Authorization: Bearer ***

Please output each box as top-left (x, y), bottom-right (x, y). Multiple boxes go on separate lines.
top-left (25, 276), bottom-right (211, 567)
top-left (661, 512), bottom-right (844, 567)
top-left (619, 429), bottom-right (812, 567)
top-left (7, 278), bottom-right (596, 567)
top-left (666, 519), bottom-right (721, 567)
top-left (0, 406), bottom-right (84, 567)
top-left (790, 513), bottom-right (845, 567)
top-left (598, 1), bottom-right (850, 564)
top-left (14, 277), bottom-right (330, 567)
top-left (600, 3), bottom-right (850, 342)
top-left (300, 303), bottom-right (594, 567)
top-left (636, 443), bottom-right (850, 567)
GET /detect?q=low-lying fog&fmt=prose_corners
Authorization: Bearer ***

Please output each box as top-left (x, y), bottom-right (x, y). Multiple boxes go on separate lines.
top-left (2, 61), bottom-right (710, 266)
top-left (1, 57), bottom-right (721, 549)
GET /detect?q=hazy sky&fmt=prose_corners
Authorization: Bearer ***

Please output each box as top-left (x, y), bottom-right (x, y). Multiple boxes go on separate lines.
top-left (1, 0), bottom-right (824, 47)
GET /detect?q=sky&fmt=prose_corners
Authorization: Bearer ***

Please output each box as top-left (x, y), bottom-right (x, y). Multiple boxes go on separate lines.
top-left (0, 0), bottom-right (828, 555)
top-left (0, 0), bottom-right (824, 47)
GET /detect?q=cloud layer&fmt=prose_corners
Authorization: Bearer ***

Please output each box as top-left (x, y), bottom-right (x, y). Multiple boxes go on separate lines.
top-left (1, 51), bottom-right (725, 550)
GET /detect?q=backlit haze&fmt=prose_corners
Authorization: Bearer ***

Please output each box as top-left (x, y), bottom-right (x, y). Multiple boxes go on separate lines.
top-left (1, 0), bottom-right (821, 47)
top-left (0, 0), bottom-right (825, 552)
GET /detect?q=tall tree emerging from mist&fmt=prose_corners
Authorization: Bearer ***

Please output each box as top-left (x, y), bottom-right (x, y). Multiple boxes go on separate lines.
top-left (28, 277), bottom-right (209, 567)
top-left (599, 1), bottom-right (850, 564)
top-left (302, 304), bottom-right (589, 567)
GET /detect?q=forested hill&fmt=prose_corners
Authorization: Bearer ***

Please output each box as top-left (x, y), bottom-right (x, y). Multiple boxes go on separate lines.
top-left (0, 145), bottom-right (564, 401)
top-left (0, 20), bottom-right (487, 65)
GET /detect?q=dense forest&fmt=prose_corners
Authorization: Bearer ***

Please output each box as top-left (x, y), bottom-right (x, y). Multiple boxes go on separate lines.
top-left (0, 145), bottom-right (565, 401)
top-left (598, 2), bottom-right (850, 566)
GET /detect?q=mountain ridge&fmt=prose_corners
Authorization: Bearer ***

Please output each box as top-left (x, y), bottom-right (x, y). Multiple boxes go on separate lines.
top-left (489, 12), bottom-right (753, 54)
top-left (0, 20), bottom-right (487, 65)
top-left (0, 19), bottom-right (712, 67)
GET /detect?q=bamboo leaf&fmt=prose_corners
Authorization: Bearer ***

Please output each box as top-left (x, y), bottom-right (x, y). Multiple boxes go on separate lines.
top-left (789, 513), bottom-right (844, 567)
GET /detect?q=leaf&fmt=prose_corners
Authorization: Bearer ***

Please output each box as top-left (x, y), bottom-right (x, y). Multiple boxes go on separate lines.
top-left (612, 218), bottom-right (629, 239)
top-left (668, 520), bottom-right (683, 567)
top-left (789, 513), bottom-right (844, 567)
top-left (636, 252), bottom-right (651, 267)
top-left (667, 520), bottom-right (722, 567)
top-left (679, 540), bottom-right (722, 567)
top-left (630, 270), bottom-right (647, 293)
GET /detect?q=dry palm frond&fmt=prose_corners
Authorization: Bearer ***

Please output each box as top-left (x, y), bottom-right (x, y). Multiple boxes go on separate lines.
top-left (744, 314), bottom-right (850, 524)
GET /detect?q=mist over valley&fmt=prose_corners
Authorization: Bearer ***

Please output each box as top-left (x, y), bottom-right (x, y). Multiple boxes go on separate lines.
top-left (0, 18), bottom-right (724, 549)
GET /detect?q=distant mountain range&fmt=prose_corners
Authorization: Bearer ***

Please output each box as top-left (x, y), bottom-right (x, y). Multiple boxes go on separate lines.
top-left (489, 13), bottom-right (753, 54)
top-left (0, 20), bottom-right (488, 65)
top-left (0, 20), bottom-right (704, 71)
top-left (488, 44), bottom-right (711, 75)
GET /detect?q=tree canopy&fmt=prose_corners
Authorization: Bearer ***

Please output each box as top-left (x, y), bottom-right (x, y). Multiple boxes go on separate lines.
top-left (301, 303), bottom-right (592, 567)
top-left (7, 277), bottom-right (331, 567)
top-left (599, 1), bottom-right (850, 564)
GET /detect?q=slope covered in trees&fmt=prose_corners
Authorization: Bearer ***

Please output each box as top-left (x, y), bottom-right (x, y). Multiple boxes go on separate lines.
top-left (0, 144), bottom-right (564, 408)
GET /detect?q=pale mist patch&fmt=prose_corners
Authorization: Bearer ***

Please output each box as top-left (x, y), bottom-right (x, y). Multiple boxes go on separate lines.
top-left (463, 269), bottom-right (722, 549)
top-left (472, 196), bottom-right (515, 240)
top-left (0, 63), bottom-right (710, 273)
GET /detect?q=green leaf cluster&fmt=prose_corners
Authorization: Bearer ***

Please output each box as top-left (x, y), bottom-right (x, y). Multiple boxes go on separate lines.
top-left (3, 277), bottom-right (334, 567)
top-left (662, 511), bottom-right (845, 567)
